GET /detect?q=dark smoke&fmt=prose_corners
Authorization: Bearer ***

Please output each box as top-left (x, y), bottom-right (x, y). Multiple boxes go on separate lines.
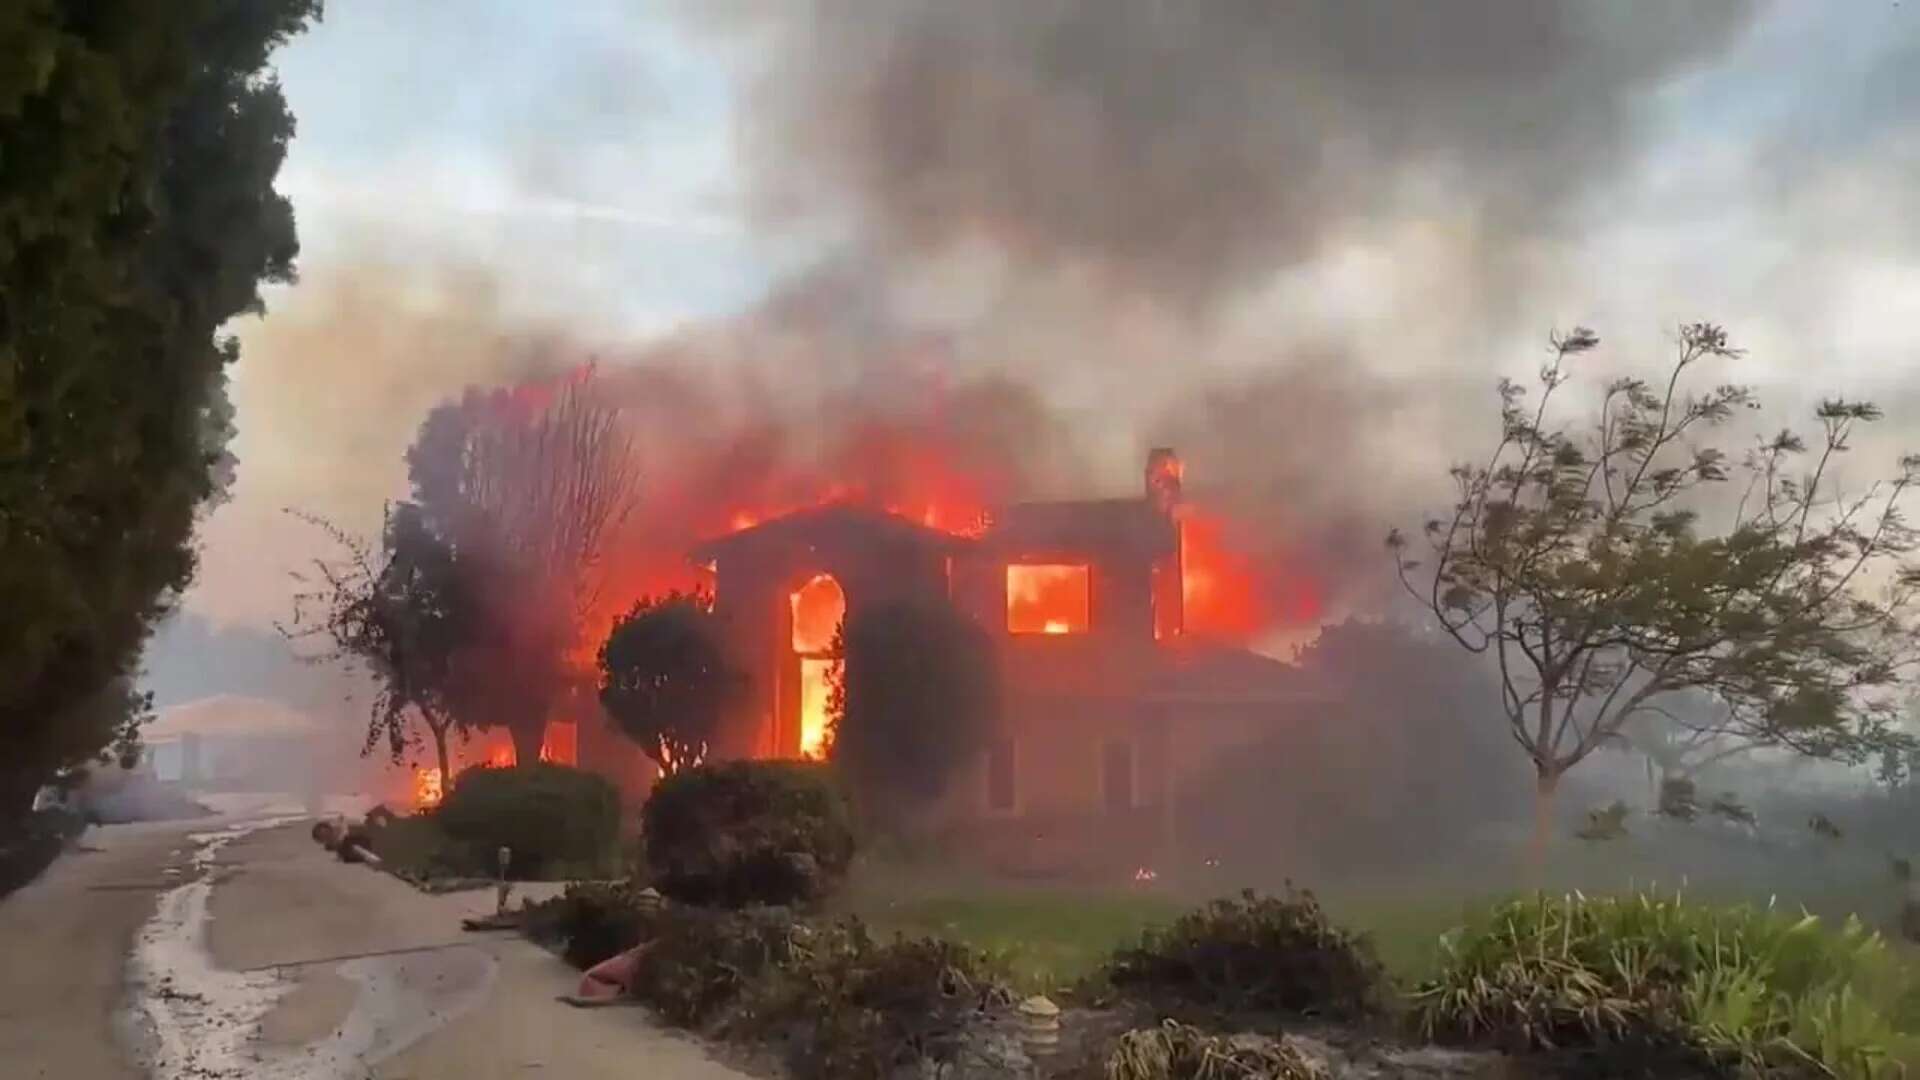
top-left (699, 0), bottom-right (1760, 310)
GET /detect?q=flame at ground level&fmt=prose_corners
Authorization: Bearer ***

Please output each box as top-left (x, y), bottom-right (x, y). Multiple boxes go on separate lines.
top-left (414, 768), bottom-right (444, 808)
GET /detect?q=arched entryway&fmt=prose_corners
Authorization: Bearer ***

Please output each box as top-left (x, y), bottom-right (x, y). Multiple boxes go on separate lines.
top-left (789, 573), bottom-right (845, 760)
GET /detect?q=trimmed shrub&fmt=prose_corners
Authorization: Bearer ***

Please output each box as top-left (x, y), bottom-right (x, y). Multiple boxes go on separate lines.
top-left (367, 813), bottom-right (475, 884)
top-left (769, 923), bottom-right (1016, 1080)
top-left (621, 905), bottom-right (1015, 1080)
top-left (1414, 890), bottom-right (1918, 1079)
top-left (641, 760), bottom-right (855, 907)
top-left (521, 880), bottom-right (661, 969)
top-left (435, 762), bottom-right (621, 879)
top-left (630, 904), bottom-right (807, 1027)
top-left (1102, 888), bottom-right (1384, 1023)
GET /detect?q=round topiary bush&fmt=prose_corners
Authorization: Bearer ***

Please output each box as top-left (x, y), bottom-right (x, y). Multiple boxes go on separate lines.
top-left (435, 762), bottom-right (622, 879)
top-left (641, 760), bottom-right (855, 908)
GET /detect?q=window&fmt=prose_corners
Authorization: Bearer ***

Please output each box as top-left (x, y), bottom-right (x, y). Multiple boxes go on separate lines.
top-left (790, 574), bottom-right (846, 761)
top-left (1101, 739), bottom-right (1135, 813)
top-left (1006, 564), bottom-right (1091, 634)
top-left (986, 738), bottom-right (1018, 813)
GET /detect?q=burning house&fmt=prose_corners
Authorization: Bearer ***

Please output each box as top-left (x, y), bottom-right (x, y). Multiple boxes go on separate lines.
top-left (584, 449), bottom-right (1332, 875)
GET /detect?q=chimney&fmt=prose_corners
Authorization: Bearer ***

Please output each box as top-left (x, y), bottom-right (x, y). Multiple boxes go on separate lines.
top-left (1145, 447), bottom-right (1182, 514)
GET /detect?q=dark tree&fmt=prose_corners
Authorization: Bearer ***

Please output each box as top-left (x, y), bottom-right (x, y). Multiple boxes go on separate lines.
top-left (1392, 324), bottom-right (1920, 860)
top-left (407, 373), bottom-right (639, 764)
top-left (285, 505), bottom-right (475, 785)
top-left (0, 1), bottom-right (319, 823)
top-left (836, 601), bottom-right (999, 812)
top-left (598, 591), bottom-right (747, 777)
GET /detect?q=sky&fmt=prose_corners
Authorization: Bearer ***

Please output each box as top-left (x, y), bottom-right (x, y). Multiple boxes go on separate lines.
top-left (181, 0), bottom-right (1920, 637)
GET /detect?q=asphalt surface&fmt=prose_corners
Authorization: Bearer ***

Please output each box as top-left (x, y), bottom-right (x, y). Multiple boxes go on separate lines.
top-left (0, 815), bottom-right (750, 1079)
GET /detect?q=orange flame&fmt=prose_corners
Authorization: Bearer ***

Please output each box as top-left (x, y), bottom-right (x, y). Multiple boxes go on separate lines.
top-left (414, 767), bottom-right (444, 808)
top-left (1180, 510), bottom-right (1320, 641)
top-left (1007, 564), bottom-right (1090, 635)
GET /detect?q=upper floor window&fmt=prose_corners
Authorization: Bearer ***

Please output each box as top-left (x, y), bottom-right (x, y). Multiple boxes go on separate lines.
top-left (1006, 563), bottom-right (1090, 634)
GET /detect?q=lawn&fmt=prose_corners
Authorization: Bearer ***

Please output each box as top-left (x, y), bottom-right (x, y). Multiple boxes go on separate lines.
top-left (834, 841), bottom-right (1920, 1002)
top-left (839, 880), bottom-right (1183, 992)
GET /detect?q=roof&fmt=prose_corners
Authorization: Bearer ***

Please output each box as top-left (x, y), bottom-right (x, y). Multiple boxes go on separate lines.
top-left (147, 695), bottom-right (322, 741)
top-left (981, 497), bottom-right (1175, 558)
top-left (690, 503), bottom-right (976, 562)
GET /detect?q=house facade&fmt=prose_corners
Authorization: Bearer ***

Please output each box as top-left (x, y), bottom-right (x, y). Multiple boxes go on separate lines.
top-left (630, 449), bottom-right (1335, 876)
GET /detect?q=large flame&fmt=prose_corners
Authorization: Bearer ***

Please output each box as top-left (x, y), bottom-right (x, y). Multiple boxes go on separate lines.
top-left (1007, 564), bottom-right (1090, 635)
top-left (1180, 510), bottom-right (1321, 641)
top-left (791, 574), bottom-right (845, 760)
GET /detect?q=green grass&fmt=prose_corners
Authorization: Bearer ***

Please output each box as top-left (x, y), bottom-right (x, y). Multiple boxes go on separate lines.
top-left (837, 880), bottom-right (1182, 992)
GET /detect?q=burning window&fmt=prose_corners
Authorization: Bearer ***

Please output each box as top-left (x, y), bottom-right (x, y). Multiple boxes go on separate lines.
top-left (1006, 564), bottom-right (1090, 635)
top-left (791, 574), bottom-right (846, 760)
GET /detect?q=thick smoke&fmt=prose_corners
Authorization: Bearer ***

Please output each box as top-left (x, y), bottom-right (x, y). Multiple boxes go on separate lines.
top-left (700, 0), bottom-right (1760, 309)
top-left (626, 0), bottom-right (1770, 632)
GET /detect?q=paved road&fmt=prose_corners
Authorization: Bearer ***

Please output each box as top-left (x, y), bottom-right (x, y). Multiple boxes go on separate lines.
top-left (0, 820), bottom-right (194, 1079)
top-left (1, 817), bottom-right (750, 1079)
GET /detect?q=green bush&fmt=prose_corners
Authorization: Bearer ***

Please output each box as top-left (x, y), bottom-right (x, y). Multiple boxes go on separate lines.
top-left (435, 762), bottom-right (621, 879)
top-left (629, 904), bottom-right (807, 1027)
top-left (521, 881), bottom-right (662, 970)
top-left (641, 760), bottom-right (855, 907)
top-left (1414, 890), bottom-right (1919, 1079)
top-left (1102, 888), bottom-right (1385, 1023)
top-left (370, 813), bottom-right (484, 884)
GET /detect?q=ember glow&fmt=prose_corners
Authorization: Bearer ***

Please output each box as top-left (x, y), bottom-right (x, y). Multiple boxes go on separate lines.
top-left (656, 736), bottom-right (708, 775)
top-left (414, 767), bottom-right (444, 808)
top-left (1007, 564), bottom-right (1090, 635)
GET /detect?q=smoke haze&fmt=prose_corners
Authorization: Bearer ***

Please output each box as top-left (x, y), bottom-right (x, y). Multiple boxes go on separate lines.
top-left (172, 0), bottom-right (1920, 749)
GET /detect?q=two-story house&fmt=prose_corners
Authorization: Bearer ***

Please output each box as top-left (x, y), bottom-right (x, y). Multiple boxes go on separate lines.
top-left (613, 449), bottom-right (1331, 875)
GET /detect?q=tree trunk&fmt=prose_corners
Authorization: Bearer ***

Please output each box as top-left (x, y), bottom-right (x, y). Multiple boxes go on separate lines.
top-left (509, 721), bottom-right (544, 767)
top-left (431, 725), bottom-right (452, 785)
top-left (1530, 769), bottom-right (1561, 879)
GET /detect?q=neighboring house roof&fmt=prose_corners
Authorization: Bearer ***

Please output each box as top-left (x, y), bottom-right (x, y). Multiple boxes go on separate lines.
top-left (689, 503), bottom-right (975, 562)
top-left (146, 694), bottom-right (321, 741)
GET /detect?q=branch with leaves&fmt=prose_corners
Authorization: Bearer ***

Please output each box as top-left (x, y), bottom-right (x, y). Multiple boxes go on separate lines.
top-left (282, 504), bottom-right (475, 784)
top-left (1391, 323), bottom-right (1920, 841)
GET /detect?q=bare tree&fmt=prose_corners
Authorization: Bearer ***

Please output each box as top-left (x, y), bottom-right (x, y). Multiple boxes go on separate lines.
top-left (409, 369), bottom-right (640, 764)
top-left (1391, 323), bottom-right (1920, 861)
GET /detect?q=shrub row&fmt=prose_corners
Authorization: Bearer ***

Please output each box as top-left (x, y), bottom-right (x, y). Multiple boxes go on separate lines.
top-left (1414, 890), bottom-right (1918, 1079)
top-left (520, 894), bottom-right (1015, 1080)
